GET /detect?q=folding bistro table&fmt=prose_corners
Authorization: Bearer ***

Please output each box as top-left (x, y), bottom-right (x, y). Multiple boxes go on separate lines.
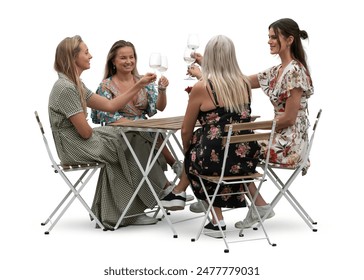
top-left (109, 116), bottom-right (185, 237)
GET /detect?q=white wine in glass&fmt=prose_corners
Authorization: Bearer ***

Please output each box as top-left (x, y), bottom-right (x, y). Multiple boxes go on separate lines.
top-left (158, 55), bottom-right (168, 76)
top-left (149, 52), bottom-right (161, 85)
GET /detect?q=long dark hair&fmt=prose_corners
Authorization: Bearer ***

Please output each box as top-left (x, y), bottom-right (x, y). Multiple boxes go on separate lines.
top-left (269, 18), bottom-right (310, 75)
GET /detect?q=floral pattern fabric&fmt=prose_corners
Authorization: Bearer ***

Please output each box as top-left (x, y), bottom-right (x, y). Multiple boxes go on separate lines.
top-left (185, 106), bottom-right (261, 208)
top-left (91, 77), bottom-right (158, 124)
top-left (257, 60), bottom-right (314, 168)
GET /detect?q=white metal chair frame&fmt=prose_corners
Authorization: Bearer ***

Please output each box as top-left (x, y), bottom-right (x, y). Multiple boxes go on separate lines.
top-left (35, 111), bottom-right (105, 234)
top-left (259, 109), bottom-right (322, 232)
top-left (190, 120), bottom-right (277, 253)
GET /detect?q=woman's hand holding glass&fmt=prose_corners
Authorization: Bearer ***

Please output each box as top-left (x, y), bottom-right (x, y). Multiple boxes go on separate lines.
top-left (183, 47), bottom-right (196, 80)
top-left (184, 34), bottom-right (200, 80)
top-left (139, 73), bottom-right (157, 87)
top-left (158, 76), bottom-right (169, 91)
top-left (186, 64), bottom-right (202, 80)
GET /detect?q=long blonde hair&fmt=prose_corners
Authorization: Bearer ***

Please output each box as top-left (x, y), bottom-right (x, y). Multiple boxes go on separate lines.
top-left (202, 35), bottom-right (251, 113)
top-left (54, 35), bottom-right (87, 114)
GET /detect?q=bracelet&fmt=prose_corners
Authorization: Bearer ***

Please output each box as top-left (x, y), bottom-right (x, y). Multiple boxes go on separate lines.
top-left (158, 87), bottom-right (166, 93)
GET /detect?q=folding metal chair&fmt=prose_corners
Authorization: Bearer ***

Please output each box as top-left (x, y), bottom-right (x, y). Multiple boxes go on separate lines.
top-left (191, 120), bottom-right (277, 253)
top-left (34, 111), bottom-right (105, 234)
top-left (260, 109), bottom-right (322, 232)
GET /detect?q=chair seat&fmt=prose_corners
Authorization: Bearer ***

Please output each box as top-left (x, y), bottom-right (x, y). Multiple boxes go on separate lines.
top-left (197, 172), bottom-right (263, 183)
top-left (60, 162), bottom-right (104, 172)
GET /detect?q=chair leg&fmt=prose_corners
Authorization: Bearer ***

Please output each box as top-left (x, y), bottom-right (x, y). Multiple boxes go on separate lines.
top-left (266, 168), bottom-right (317, 231)
top-left (41, 170), bottom-right (90, 227)
top-left (243, 183), bottom-right (276, 247)
top-left (191, 178), bottom-right (230, 253)
top-left (44, 168), bottom-right (105, 234)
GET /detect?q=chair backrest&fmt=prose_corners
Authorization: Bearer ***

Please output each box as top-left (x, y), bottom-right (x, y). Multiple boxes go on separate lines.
top-left (223, 120), bottom-right (275, 145)
top-left (298, 109), bottom-right (322, 175)
top-left (219, 120), bottom-right (276, 181)
top-left (35, 111), bottom-right (61, 171)
top-left (305, 109), bottom-right (322, 161)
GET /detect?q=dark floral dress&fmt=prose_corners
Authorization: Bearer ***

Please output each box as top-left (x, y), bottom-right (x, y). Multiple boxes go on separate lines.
top-left (185, 83), bottom-right (261, 208)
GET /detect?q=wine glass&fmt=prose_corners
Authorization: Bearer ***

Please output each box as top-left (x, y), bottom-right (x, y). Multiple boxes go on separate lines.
top-left (149, 52), bottom-right (161, 86)
top-left (183, 47), bottom-right (196, 80)
top-left (158, 55), bottom-right (168, 77)
top-left (187, 33), bottom-right (200, 50)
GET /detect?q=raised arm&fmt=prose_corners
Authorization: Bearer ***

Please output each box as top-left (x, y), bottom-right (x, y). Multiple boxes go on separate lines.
top-left (156, 76), bottom-right (169, 111)
top-left (70, 73), bottom-right (156, 139)
top-left (181, 82), bottom-right (203, 152)
top-left (87, 73), bottom-right (156, 112)
top-left (248, 74), bottom-right (260, 89)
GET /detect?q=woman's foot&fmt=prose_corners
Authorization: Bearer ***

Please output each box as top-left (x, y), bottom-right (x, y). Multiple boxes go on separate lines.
top-left (161, 186), bottom-right (186, 210)
top-left (204, 221), bottom-right (226, 238)
top-left (189, 200), bottom-right (208, 213)
top-left (235, 204), bottom-right (275, 229)
top-left (131, 214), bottom-right (159, 225)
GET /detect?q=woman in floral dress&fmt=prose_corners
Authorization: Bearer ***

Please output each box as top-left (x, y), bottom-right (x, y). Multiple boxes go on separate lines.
top-left (91, 40), bottom-right (183, 188)
top-left (161, 35), bottom-right (261, 238)
top-left (235, 18), bottom-right (314, 229)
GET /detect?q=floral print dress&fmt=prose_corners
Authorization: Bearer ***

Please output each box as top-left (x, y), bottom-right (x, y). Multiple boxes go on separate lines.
top-left (257, 60), bottom-right (314, 169)
top-left (185, 82), bottom-right (261, 208)
top-left (91, 76), bottom-right (158, 124)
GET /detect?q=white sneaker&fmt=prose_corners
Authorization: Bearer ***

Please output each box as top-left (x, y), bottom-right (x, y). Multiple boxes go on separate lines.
top-left (186, 194), bottom-right (195, 202)
top-left (131, 214), bottom-right (158, 225)
top-left (189, 200), bottom-right (208, 213)
top-left (172, 160), bottom-right (183, 177)
top-left (235, 204), bottom-right (275, 229)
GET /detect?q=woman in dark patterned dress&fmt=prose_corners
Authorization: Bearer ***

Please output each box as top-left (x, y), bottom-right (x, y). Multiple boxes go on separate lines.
top-left (161, 35), bottom-right (261, 238)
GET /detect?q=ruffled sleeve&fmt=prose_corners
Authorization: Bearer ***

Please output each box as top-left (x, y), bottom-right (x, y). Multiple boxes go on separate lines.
top-left (283, 61), bottom-right (314, 99)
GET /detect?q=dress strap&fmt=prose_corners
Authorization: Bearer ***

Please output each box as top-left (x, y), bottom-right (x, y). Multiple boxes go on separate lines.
top-left (206, 79), bottom-right (219, 107)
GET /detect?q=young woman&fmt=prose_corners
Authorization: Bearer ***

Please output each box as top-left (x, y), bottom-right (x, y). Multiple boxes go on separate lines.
top-left (49, 35), bottom-right (165, 229)
top-left (161, 35), bottom-right (261, 238)
top-left (235, 18), bottom-right (314, 228)
top-left (91, 40), bottom-right (183, 180)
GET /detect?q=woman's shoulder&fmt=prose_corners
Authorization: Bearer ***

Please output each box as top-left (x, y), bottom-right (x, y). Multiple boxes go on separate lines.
top-left (289, 60), bottom-right (307, 73)
top-left (191, 80), bottom-right (206, 91)
top-left (100, 77), bottom-right (112, 86)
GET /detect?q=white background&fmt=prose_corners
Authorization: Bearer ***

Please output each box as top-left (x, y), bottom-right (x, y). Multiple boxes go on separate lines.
top-left (1, 0), bottom-right (363, 279)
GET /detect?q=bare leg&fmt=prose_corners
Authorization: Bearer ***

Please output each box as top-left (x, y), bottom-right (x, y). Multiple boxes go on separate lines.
top-left (247, 182), bottom-right (268, 206)
top-left (157, 135), bottom-right (176, 167)
top-left (173, 168), bottom-right (189, 193)
top-left (161, 146), bottom-right (176, 167)
top-left (211, 207), bottom-right (223, 224)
